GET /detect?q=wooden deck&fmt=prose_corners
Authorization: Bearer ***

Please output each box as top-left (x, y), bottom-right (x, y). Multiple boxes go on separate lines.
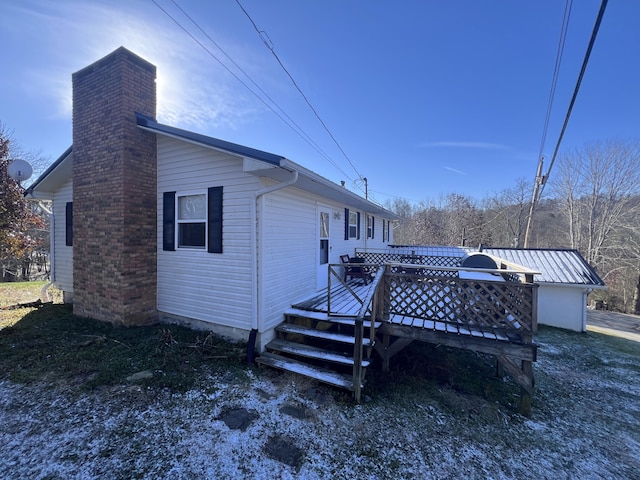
top-left (292, 281), bottom-right (374, 316)
top-left (290, 260), bottom-right (539, 414)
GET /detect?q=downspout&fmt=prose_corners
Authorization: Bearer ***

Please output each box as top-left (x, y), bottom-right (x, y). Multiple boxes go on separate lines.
top-left (250, 170), bottom-right (299, 335)
top-left (582, 288), bottom-right (593, 332)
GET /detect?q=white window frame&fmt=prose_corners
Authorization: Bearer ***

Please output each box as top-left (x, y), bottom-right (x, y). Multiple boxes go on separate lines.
top-left (176, 190), bottom-right (207, 249)
top-left (348, 211), bottom-right (358, 239)
top-left (367, 215), bottom-right (374, 239)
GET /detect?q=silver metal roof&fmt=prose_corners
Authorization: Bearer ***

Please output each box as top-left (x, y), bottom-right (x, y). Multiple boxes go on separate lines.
top-left (482, 248), bottom-right (605, 287)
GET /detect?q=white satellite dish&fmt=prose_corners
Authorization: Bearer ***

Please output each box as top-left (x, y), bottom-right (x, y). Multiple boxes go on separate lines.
top-left (7, 159), bottom-right (33, 183)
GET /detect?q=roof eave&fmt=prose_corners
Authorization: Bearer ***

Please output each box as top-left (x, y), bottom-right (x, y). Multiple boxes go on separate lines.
top-left (136, 113), bottom-right (399, 219)
top-left (135, 113), bottom-right (284, 166)
top-left (24, 146), bottom-right (73, 198)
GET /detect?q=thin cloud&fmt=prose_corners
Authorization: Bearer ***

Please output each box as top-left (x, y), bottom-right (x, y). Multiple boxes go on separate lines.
top-left (421, 141), bottom-right (510, 150)
top-left (444, 166), bottom-right (466, 175)
top-left (13, 0), bottom-right (266, 132)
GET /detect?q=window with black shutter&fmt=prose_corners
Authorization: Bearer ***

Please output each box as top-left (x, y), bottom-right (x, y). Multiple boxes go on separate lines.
top-left (163, 188), bottom-right (223, 253)
top-left (65, 202), bottom-right (73, 247)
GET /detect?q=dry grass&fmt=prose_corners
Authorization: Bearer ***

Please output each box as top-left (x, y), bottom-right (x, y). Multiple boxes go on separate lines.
top-left (1, 281), bottom-right (639, 478)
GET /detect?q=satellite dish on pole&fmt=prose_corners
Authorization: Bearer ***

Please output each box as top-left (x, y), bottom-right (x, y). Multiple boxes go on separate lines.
top-left (7, 159), bottom-right (33, 185)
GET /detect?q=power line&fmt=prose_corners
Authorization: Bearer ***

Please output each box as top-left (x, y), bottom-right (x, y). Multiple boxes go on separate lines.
top-left (538, 0), bottom-right (573, 160)
top-left (540, 0), bottom-right (609, 198)
top-left (151, 0), bottom-right (356, 183)
top-left (234, 0), bottom-right (365, 184)
top-left (524, 0), bottom-right (609, 247)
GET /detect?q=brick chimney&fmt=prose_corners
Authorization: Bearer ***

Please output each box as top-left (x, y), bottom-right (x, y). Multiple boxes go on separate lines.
top-left (72, 47), bottom-right (157, 325)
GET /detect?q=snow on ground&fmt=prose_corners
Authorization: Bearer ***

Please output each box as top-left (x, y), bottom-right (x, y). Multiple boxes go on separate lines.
top-left (1, 329), bottom-right (640, 480)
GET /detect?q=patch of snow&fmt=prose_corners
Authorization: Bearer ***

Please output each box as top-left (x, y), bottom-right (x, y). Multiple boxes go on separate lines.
top-left (2, 328), bottom-right (640, 479)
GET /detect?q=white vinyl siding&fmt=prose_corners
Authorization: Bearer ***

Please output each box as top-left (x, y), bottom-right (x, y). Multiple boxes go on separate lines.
top-left (156, 136), bottom-right (395, 336)
top-left (157, 137), bottom-right (259, 332)
top-left (259, 185), bottom-right (394, 332)
top-left (52, 178), bottom-right (73, 293)
top-left (537, 284), bottom-right (587, 332)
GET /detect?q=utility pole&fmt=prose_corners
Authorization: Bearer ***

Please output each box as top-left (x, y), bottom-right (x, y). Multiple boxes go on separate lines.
top-left (363, 177), bottom-right (368, 200)
top-left (523, 157), bottom-right (546, 248)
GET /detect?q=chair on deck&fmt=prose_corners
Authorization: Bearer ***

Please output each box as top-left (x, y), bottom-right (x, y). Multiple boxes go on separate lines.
top-left (341, 254), bottom-right (371, 285)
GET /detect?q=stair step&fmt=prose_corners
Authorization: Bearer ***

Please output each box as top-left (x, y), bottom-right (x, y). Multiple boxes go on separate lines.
top-left (266, 339), bottom-right (371, 368)
top-left (276, 323), bottom-right (373, 347)
top-left (284, 308), bottom-right (381, 328)
top-left (256, 352), bottom-right (358, 390)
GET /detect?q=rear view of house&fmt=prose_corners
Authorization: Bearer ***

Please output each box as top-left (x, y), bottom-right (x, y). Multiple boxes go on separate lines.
top-left (26, 47), bottom-right (398, 349)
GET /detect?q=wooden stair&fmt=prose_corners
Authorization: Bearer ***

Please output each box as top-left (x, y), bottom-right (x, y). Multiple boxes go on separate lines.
top-left (256, 308), bottom-right (377, 396)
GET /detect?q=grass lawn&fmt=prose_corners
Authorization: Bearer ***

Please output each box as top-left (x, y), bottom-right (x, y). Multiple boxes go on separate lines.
top-left (0, 281), bottom-right (247, 391)
top-left (1, 281), bottom-right (639, 478)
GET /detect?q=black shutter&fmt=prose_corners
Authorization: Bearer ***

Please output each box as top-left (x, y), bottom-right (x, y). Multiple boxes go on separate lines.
top-left (208, 186), bottom-right (223, 254)
top-left (65, 202), bottom-right (73, 247)
top-left (357, 212), bottom-right (361, 239)
top-left (371, 216), bottom-right (375, 239)
top-left (344, 208), bottom-right (349, 240)
top-left (383, 220), bottom-right (387, 242)
top-left (163, 192), bottom-right (176, 251)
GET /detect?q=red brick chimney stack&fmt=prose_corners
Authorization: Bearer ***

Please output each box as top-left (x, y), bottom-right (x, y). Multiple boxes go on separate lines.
top-left (72, 47), bottom-right (158, 325)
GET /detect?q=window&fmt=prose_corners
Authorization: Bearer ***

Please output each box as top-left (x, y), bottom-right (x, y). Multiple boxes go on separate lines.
top-left (367, 215), bottom-right (375, 239)
top-left (65, 202), bottom-right (73, 246)
top-left (163, 187), bottom-right (223, 253)
top-left (178, 193), bottom-right (206, 248)
top-left (382, 220), bottom-right (387, 242)
top-left (319, 211), bottom-right (330, 265)
top-left (349, 211), bottom-right (358, 238)
top-left (344, 208), bottom-right (360, 240)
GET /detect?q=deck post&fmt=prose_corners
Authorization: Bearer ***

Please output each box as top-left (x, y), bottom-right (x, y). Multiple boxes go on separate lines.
top-left (353, 318), bottom-right (364, 402)
top-left (381, 334), bottom-right (390, 371)
top-left (519, 360), bottom-right (533, 415)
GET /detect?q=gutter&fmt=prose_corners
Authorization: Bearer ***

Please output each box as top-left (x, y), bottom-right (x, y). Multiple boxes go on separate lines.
top-left (250, 169), bottom-right (299, 333)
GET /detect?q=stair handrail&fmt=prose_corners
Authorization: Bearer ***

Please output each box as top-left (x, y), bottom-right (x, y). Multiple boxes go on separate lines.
top-left (351, 266), bottom-right (386, 402)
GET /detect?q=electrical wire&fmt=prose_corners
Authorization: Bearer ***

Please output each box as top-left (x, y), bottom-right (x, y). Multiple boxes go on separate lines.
top-left (234, 0), bottom-right (366, 185)
top-left (539, 0), bottom-right (609, 198)
top-left (538, 0), bottom-right (573, 161)
top-left (523, 0), bottom-right (608, 247)
top-left (151, 0), bottom-right (356, 184)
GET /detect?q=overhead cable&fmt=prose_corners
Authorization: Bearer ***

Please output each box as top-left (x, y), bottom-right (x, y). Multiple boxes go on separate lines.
top-left (151, 0), bottom-right (355, 183)
top-left (539, 0), bottom-right (609, 198)
top-left (524, 0), bottom-right (608, 247)
top-left (538, 0), bottom-right (573, 161)
top-left (234, 0), bottom-right (366, 185)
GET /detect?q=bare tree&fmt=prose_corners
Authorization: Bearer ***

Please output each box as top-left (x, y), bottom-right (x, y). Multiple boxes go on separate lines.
top-left (551, 139), bottom-right (640, 266)
top-left (482, 179), bottom-right (532, 247)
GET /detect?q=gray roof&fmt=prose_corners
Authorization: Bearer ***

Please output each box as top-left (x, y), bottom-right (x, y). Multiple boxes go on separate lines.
top-left (136, 113), bottom-right (285, 165)
top-left (482, 248), bottom-right (605, 287)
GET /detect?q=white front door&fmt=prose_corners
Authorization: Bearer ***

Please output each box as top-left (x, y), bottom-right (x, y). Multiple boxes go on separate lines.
top-left (317, 206), bottom-right (331, 290)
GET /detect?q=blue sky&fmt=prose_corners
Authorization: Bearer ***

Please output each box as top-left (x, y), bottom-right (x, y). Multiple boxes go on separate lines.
top-left (1, 0), bottom-right (638, 205)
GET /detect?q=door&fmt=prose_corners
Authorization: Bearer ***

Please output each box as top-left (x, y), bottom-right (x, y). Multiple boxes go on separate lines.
top-left (317, 206), bottom-right (331, 290)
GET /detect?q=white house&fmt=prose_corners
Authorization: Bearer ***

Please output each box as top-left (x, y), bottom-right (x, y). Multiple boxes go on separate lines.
top-left (26, 47), bottom-right (398, 349)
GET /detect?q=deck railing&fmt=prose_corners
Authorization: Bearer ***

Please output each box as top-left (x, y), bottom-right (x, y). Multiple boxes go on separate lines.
top-left (383, 264), bottom-right (538, 335)
top-left (327, 262), bottom-right (385, 401)
top-left (327, 251), bottom-right (538, 409)
top-left (330, 251), bottom-right (538, 336)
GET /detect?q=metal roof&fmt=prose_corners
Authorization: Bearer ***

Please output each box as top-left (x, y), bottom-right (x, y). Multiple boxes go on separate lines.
top-left (388, 245), bottom-right (470, 258)
top-left (482, 248), bottom-right (605, 287)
